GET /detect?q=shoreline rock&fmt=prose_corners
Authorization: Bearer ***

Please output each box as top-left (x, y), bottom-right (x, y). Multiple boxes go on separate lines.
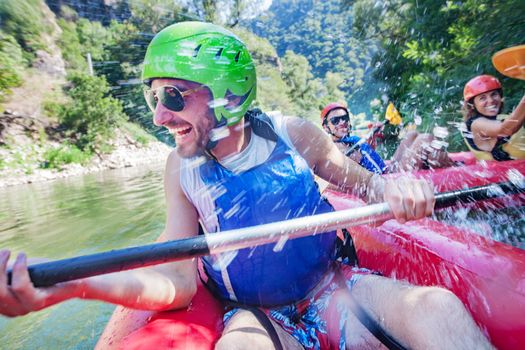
top-left (0, 141), bottom-right (172, 188)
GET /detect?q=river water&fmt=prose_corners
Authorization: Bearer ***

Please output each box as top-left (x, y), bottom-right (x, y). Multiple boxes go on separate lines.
top-left (0, 163), bottom-right (166, 349)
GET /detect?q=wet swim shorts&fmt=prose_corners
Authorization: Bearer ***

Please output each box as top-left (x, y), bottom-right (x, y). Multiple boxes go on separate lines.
top-left (224, 264), bottom-right (374, 350)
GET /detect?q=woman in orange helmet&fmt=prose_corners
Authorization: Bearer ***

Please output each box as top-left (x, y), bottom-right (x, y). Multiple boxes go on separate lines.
top-left (461, 75), bottom-right (525, 160)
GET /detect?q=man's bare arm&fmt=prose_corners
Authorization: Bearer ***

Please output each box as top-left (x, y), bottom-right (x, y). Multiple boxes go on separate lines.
top-left (285, 117), bottom-right (378, 199)
top-left (285, 116), bottom-right (434, 223)
top-left (0, 151), bottom-right (199, 317)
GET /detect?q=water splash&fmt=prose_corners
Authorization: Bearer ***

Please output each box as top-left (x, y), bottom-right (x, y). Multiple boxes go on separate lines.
top-left (436, 205), bottom-right (525, 248)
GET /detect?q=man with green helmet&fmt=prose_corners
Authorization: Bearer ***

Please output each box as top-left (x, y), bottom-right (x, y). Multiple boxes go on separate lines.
top-left (142, 21), bottom-right (257, 127)
top-left (2, 21), bottom-right (492, 350)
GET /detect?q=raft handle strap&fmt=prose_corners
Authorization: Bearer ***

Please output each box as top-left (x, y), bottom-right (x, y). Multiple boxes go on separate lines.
top-left (197, 261), bottom-right (284, 350)
top-left (244, 306), bottom-right (284, 350)
top-left (336, 228), bottom-right (359, 266)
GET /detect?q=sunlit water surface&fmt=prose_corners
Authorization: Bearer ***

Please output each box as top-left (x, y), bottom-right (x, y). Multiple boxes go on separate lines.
top-left (0, 163), bottom-right (166, 349)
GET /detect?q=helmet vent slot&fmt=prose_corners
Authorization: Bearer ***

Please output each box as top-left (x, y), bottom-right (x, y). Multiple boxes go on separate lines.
top-left (234, 51), bottom-right (241, 63)
top-left (215, 48), bottom-right (224, 59)
top-left (193, 44), bottom-right (202, 58)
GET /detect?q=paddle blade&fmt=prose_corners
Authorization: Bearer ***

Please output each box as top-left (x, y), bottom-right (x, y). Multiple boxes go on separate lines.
top-left (492, 45), bottom-right (525, 80)
top-left (385, 102), bottom-right (402, 125)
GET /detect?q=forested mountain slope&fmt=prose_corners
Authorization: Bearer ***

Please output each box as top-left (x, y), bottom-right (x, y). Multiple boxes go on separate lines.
top-left (244, 0), bottom-right (383, 114)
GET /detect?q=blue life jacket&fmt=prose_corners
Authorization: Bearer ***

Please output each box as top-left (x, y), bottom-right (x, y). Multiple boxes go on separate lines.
top-left (339, 135), bottom-right (386, 174)
top-left (199, 114), bottom-right (337, 307)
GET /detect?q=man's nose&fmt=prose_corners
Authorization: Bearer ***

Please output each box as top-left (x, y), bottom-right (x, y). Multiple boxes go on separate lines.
top-left (153, 103), bottom-right (174, 126)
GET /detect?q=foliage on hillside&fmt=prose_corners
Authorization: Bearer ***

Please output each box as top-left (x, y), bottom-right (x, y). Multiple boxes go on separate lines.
top-left (245, 0), bottom-right (382, 114)
top-left (235, 27), bottom-right (345, 122)
top-left (351, 0), bottom-right (525, 150)
top-left (56, 73), bottom-right (127, 152)
top-left (0, 0), bottom-right (52, 102)
top-left (0, 0), bottom-right (52, 54)
top-left (57, 16), bottom-right (112, 71)
top-left (0, 32), bottom-right (25, 104)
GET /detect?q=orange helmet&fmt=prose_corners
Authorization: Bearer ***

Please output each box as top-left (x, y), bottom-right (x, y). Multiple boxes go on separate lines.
top-left (321, 102), bottom-right (348, 123)
top-left (463, 75), bottom-right (502, 102)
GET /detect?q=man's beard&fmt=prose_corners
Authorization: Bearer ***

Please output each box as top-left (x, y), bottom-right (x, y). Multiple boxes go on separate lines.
top-left (176, 121), bottom-right (213, 158)
top-left (175, 127), bottom-right (209, 158)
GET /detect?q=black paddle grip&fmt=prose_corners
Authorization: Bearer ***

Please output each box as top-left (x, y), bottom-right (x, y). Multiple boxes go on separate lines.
top-left (7, 236), bottom-right (210, 287)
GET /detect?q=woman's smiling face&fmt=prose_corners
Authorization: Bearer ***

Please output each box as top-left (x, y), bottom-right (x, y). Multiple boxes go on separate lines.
top-left (473, 89), bottom-right (502, 117)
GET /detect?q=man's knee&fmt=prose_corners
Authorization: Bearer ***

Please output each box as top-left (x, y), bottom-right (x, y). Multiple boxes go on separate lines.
top-left (399, 286), bottom-right (493, 349)
top-left (215, 331), bottom-right (252, 350)
top-left (403, 287), bottom-right (465, 324)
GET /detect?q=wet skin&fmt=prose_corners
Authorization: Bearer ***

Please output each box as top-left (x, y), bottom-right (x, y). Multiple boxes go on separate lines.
top-left (151, 78), bottom-right (216, 158)
top-left (473, 90), bottom-right (502, 117)
top-left (326, 108), bottom-right (351, 139)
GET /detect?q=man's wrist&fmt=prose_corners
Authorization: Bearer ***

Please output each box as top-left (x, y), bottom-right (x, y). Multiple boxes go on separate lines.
top-left (366, 174), bottom-right (386, 203)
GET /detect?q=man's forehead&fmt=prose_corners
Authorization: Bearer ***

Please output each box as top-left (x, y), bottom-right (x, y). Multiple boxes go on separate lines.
top-left (328, 108), bottom-right (349, 117)
top-left (150, 78), bottom-right (195, 89)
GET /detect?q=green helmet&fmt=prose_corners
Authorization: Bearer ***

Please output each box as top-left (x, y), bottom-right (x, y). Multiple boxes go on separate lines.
top-left (142, 21), bottom-right (256, 126)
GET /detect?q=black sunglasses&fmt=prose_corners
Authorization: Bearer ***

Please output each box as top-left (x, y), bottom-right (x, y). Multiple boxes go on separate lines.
top-left (144, 85), bottom-right (204, 112)
top-left (329, 114), bottom-right (350, 125)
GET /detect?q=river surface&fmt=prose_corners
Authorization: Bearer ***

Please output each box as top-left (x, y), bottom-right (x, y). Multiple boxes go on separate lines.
top-left (0, 163), bottom-right (166, 349)
top-left (1, 162), bottom-right (524, 349)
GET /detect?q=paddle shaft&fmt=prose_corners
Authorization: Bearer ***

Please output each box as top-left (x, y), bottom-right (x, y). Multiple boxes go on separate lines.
top-left (8, 180), bottom-right (524, 287)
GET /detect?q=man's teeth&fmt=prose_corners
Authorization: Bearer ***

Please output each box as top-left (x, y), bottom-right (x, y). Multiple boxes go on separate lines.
top-left (170, 126), bottom-right (192, 135)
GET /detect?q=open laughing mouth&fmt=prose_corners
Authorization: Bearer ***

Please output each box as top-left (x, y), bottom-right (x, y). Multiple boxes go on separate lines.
top-left (169, 126), bottom-right (193, 142)
top-left (486, 106), bottom-right (499, 113)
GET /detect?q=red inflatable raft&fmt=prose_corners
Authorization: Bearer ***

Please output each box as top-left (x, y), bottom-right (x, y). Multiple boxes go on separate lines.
top-left (97, 159), bottom-right (525, 350)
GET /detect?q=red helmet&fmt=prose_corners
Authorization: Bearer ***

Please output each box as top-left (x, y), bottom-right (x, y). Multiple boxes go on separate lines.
top-left (463, 75), bottom-right (502, 102)
top-left (321, 102), bottom-right (348, 123)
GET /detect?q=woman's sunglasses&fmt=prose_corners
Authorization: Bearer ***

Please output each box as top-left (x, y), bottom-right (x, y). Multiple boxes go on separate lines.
top-left (144, 85), bottom-right (204, 112)
top-left (329, 114), bottom-right (350, 125)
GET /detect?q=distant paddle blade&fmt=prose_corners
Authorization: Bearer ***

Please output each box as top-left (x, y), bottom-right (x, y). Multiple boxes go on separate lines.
top-left (492, 45), bottom-right (525, 80)
top-left (385, 102), bottom-right (402, 125)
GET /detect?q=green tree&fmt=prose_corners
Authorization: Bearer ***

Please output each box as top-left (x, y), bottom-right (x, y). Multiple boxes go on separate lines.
top-left (57, 16), bottom-right (112, 72)
top-left (59, 73), bottom-right (127, 152)
top-left (352, 0), bottom-right (525, 150)
top-left (245, 0), bottom-right (380, 113)
top-left (234, 28), bottom-right (296, 116)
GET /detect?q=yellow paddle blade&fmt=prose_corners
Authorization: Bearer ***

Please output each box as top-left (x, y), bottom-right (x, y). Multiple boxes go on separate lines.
top-left (385, 102), bottom-right (402, 125)
top-left (492, 45), bottom-right (525, 80)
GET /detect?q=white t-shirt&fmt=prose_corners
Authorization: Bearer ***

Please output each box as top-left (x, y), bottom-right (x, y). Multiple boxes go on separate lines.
top-left (179, 112), bottom-right (297, 233)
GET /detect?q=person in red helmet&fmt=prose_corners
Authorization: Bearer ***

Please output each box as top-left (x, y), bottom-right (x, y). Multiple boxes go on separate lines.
top-left (321, 103), bottom-right (455, 172)
top-left (461, 75), bottom-right (525, 160)
top-left (321, 103), bottom-right (387, 174)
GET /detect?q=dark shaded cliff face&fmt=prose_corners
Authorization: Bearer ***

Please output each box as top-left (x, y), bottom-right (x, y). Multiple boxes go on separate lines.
top-left (45, 0), bottom-right (131, 24)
